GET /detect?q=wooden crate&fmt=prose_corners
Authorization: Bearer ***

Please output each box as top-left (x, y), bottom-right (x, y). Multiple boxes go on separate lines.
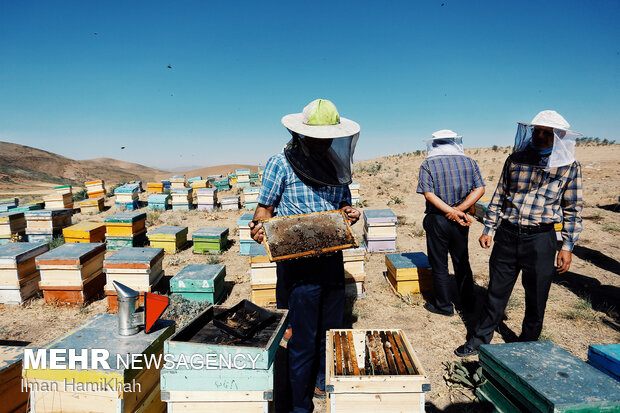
top-left (147, 226), bottom-right (188, 253)
top-left (147, 182), bottom-right (164, 194)
top-left (170, 264), bottom-right (226, 304)
top-left (104, 273), bottom-right (168, 313)
top-left (0, 211), bottom-right (26, 237)
top-left (63, 221), bottom-right (106, 243)
top-left (37, 243), bottom-right (106, 287)
top-left (192, 227), bottom-right (229, 254)
top-left (385, 253), bottom-right (433, 295)
top-left (24, 209), bottom-right (73, 234)
top-left (326, 329), bottom-right (430, 413)
top-left (88, 189), bottom-right (106, 199)
top-left (41, 270), bottom-right (106, 306)
top-left (588, 344), bottom-right (620, 381)
top-left (106, 230), bottom-right (148, 250)
top-left (77, 196), bottom-right (105, 213)
top-left (23, 313), bottom-right (174, 413)
top-left (148, 194), bottom-right (170, 211)
top-left (0, 242), bottom-right (49, 304)
top-left (105, 212), bottom-right (147, 237)
top-left (479, 341), bottom-right (620, 412)
top-left (1, 344), bottom-right (29, 413)
top-left (103, 247), bottom-right (165, 291)
top-left (43, 192), bottom-right (73, 209)
top-left (162, 391), bottom-right (272, 412)
top-left (250, 284), bottom-right (277, 307)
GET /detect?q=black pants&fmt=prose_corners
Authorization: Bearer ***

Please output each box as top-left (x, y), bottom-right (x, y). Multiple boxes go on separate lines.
top-left (423, 213), bottom-right (475, 314)
top-left (468, 224), bottom-right (557, 348)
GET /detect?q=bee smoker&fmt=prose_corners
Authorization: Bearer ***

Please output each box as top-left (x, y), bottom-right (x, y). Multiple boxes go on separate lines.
top-left (113, 280), bottom-right (170, 336)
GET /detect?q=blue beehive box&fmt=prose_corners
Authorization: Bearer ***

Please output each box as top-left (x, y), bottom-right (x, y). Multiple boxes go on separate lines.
top-left (238, 213), bottom-right (255, 255)
top-left (161, 180), bottom-right (171, 189)
top-left (148, 194), bottom-right (170, 211)
top-left (114, 184), bottom-right (139, 194)
top-left (588, 344), bottom-right (620, 381)
top-left (170, 264), bottom-right (226, 304)
top-left (116, 200), bottom-right (140, 211)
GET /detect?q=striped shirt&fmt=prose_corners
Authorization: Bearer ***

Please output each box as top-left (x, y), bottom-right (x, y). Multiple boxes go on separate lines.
top-left (258, 153), bottom-right (351, 216)
top-left (417, 155), bottom-right (485, 214)
top-left (482, 155), bottom-right (583, 252)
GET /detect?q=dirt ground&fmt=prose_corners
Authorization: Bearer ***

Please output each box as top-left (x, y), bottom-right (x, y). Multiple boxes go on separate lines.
top-left (1, 145), bottom-right (618, 412)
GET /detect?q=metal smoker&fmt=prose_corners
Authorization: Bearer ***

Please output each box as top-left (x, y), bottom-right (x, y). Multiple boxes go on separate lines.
top-left (113, 281), bottom-right (170, 336)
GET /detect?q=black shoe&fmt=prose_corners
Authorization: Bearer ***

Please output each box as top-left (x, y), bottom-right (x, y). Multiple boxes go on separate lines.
top-left (424, 302), bottom-right (454, 317)
top-left (454, 343), bottom-right (479, 357)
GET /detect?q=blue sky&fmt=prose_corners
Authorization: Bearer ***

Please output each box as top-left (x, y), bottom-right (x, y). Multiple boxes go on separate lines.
top-left (1, 1), bottom-right (618, 170)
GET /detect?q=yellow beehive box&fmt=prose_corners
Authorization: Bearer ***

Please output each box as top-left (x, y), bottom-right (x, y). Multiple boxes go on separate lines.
top-left (147, 182), bottom-right (164, 194)
top-left (385, 253), bottom-right (433, 295)
top-left (63, 222), bottom-right (106, 243)
top-left (147, 226), bottom-right (188, 253)
top-left (251, 283), bottom-right (277, 307)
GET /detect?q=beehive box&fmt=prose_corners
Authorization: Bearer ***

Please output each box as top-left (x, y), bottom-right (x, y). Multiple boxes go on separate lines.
top-left (85, 180), bottom-right (106, 199)
top-left (106, 230), bottom-right (148, 250)
top-left (36, 243), bottom-right (106, 306)
top-left (77, 196), bottom-right (105, 213)
top-left (103, 247), bottom-right (165, 293)
top-left (588, 344), bottom-right (620, 381)
top-left (11, 201), bottom-right (44, 213)
top-left (170, 174), bottom-right (188, 189)
top-left (243, 187), bottom-right (260, 210)
top-left (326, 329), bottom-right (430, 413)
top-left (196, 188), bottom-right (218, 211)
top-left (343, 241), bottom-right (366, 298)
top-left (215, 177), bottom-right (231, 191)
top-left (478, 341), bottom-right (620, 412)
top-left (104, 272), bottom-right (168, 313)
top-left (237, 213), bottom-right (255, 255)
top-left (385, 253), bottom-right (433, 296)
top-left (192, 227), bottom-right (229, 254)
top-left (161, 305), bottom-right (288, 412)
top-left (114, 184), bottom-right (140, 204)
top-left (0, 198), bottom-right (18, 213)
top-left (249, 172), bottom-right (260, 185)
top-left (148, 193), bottom-right (170, 211)
top-left (249, 243), bottom-right (276, 307)
top-left (190, 180), bottom-right (208, 203)
top-left (0, 242), bottom-right (49, 304)
top-left (23, 313), bottom-right (174, 413)
top-left (24, 209), bottom-right (73, 242)
top-left (170, 264), bottom-right (226, 304)
top-left (63, 221), bottom-right (106, 243)
top-left (0, 211), bottom-right (26, 240)
top-left (54, 185), bottom-right (72, 194)
top-left (171, 188), bottom-right (193, 211)
top-left (105, 212), bottom-right (147, 238)
top-left (43, 192), bottom-right (73, 210)
top-left (147, 182), bottom-right (164, 194)
top-left (1, 344), bottom-right (29, 412)
top-left (147, 226), bottom-right (188, 253)
top-left (220, 196), bottom-right (240, 211)
top-left (235, 168), bottom-right (251, 188)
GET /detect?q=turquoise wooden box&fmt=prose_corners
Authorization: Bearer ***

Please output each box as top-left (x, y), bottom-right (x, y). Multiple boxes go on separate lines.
top-left (478, 341), bottom-right (620, 412)
top-left (187, 176), bottom-right (203, 184)
top-left (106, 232), bottom-right (148, 250)
top-left (148, 194), bottom-right (170, 211)
top-left (115, 200), bottom-right (139, 211)
top-left (588, 344), bottom-right (620, 381)
top-left (170, 264), bottom-right (226, 304)
top-left (27, 233), bottom-right (55, 243)
top-left (161, 305), bottom-right (287, 392)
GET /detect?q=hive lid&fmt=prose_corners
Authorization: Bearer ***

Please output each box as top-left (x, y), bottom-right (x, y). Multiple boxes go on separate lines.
top-left (192, 227), bottom-right (229, 238)
top-left (237, 213), bottom-right (255, 226)
top-left (24, 208), bottom-right (73, 218)
top-left (148, 226), bottom-right (188, 236)
top-left (36, 242), bottom-right (106, 265)
top-left (104, 247), bottom-right (164, 266)
top-left (0, 242), bottom-right (49, 264)
top-left (148, 194), bottom-right (170, 202)
top-left (386, 252), bottom-right (430, 269)
top-left (105, 212), bottom-right (147, 223)
top-left (363, 209), bottom-right (397, 223)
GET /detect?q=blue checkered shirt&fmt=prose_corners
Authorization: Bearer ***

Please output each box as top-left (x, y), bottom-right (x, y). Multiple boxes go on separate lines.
top-left (482, 156), bottom-right (583, 252)
top-left (417, 155), bottom-right (485, 214)
top-left (257, 153), bottom-right (351, 216)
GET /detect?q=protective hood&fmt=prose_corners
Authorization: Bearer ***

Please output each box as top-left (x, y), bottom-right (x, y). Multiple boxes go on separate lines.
top-left (284, 131), bottom-right (358, 187)
top-left (425, 129), bottom-right (465, 158)
top-left (512, 111), bottom-right (581, 169)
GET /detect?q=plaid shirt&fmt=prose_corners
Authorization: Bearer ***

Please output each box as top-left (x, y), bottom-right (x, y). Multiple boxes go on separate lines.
top-left (417, 155), bottom-right (485, 214)
top-left (482, 155), bottom-right (583, 252)
top-left (258, 153), bottom-right (351, 216)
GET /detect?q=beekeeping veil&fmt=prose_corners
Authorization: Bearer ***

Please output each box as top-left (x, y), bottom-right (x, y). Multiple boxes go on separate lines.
top-left (425, 129), bottom-right (465, 158)
top-left (512, 110), bottom-right (581, 169)
top-left (282, 99), bottom-right (360, 186)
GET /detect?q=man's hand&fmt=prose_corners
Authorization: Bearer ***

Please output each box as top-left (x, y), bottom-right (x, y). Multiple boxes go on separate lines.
top-left (557, 250), bottom-right (572, 274)
top-left (342, 206), bottom-right (360, 225)
top-left (445, 208), bottom-right (472, 226)
top-left (249, 221), bottom-right (265, 243)
top-left (479, 234), bottom-right (493, 249)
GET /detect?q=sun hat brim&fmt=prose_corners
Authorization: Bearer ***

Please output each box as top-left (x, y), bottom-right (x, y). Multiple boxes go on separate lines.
top-left (281, 113), bottom-right (360, 139)
top-left (518, 122), bottom-right (577, 134)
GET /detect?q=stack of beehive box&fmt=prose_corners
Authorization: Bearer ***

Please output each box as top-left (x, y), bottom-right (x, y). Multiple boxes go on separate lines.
top-left (44, 185), bottom-right (73, 210)
top-left (62, 222), bottom-right (106, 244)
top-left (236, 168), bottom-right (251, 188)
top-left (147, 225), bottom-right (188, 253)
top-left (161, 179), bottom-right (171, 190)
top-left (0, 242), bottom-right (49, 304)
top-left (363, 209), bottom-right (397, 252)
top-left (103, 247), bottom-right (165, 312)
top-left (190, 178), bottom-right (208, 204)
top-left (147, 193), bottom-right (170, 210)
top-left (170, 264), bottom-right (226, 304)
top-left (1, 344), bottom-right (30, 412)
top-left (343, 241), bottom-right (366, 298)
top-left (220, 195), bottom-right (240, 211)
top-left (238, 213), bottom-right (254, 255)
top-left (196, 188), bottom-right (217, 211)
top-left (187, 176), bottom-right (202, 184)
top-left (85, 180), bottom-right (106, 198)
top-left (11, 201), bottom-right (43, 213)
top-left (192, 227), bottom-right (229, 254)
top-left (24, 209), bottom-right (73, 243)
top-left (249, 243), bottom-right (277, 307)
top-left (37, 243), bottom-right (106, 306)
top-left (77, 196), bottom-right (105, 213)
top-left (243, 187), bottom-right (260, 210)
top-left (326, 328), bottom-right (430, 411)
top-left (0, 211), bottom-right (26, 245)
top-left (207, 174), bottom-right (221, 188)
top-left (171, 187), bottom-right (193, 211)
top-left (349, 182), bottom-right (361, 206)
top-left (0, 198), bottom-right (18, 213)
top-left (114, 183), bottom-right (140, 211)
top-left (385, 252), bottom-right (433, 296)
top-left (250, 172), bottom-right (260, 186)
top-left (477, 341), bottom-right (620, 412)
top-left (258, 166), bottom-right (265, 183)
top-left (161, 305), bottom-right (287, 412)
top-left (215, 177), bottom-right (230, 191)
top-left (23, 313), bottom-right (173, 413)
top-left (146, 182), bottom-right (164, 194)
top-left (104, 212), bottom-right (147, 250)
top-left (170, 174), bottom-right (188, 189)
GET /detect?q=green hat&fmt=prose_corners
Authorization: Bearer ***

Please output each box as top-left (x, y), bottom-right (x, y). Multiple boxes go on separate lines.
top-left (281, 99), bottom-right (360, 139)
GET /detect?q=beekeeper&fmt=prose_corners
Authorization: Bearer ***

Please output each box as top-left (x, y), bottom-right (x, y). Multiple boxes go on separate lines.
top-left (455, 110), bottom-right (583, 357)
top-left (249, 99), bottom-right (360, 412)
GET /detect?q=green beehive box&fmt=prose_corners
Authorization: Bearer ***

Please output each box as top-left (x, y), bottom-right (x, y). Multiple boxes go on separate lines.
top-left (106, 231), bottom-right (148, 250)
top-left (170, 264), bottom-right (226, 303)
top-left (478, 341), bottom-right (620, 413)
top-left (192, 227), bottom-right (229, 254)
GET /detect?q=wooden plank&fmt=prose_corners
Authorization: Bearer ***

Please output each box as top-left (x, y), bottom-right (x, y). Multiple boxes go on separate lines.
top-left (380, 331), bottom-right (397, 375)
top-left (334, 330), bottom-right (343, 376)
top-left (366, 332), bottom-right (381, 375)
top-left (329, 392), bottom-right (424, 413)
top-left (393, 332), bottom-right (415, 375)
top-left (386, 331), bottom-right (407, 375)
top-left (346, 331), bottom-right (360, 376)
top-left (340, 332), bottom-right (351, 376)
top-left (166, 400), bottom-right (270, 413)
top-left (374, 331), bottom-right (390, 375)
top-left (162, 390), bottom-right (270, 402)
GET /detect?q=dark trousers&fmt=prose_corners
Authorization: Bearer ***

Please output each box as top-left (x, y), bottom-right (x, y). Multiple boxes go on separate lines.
top-left (423, 213), bottom-right (475, 314)
top-left (276, 253), bottom-right (345, 413)
top-left (468, 224), bottom-right (557, 348)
